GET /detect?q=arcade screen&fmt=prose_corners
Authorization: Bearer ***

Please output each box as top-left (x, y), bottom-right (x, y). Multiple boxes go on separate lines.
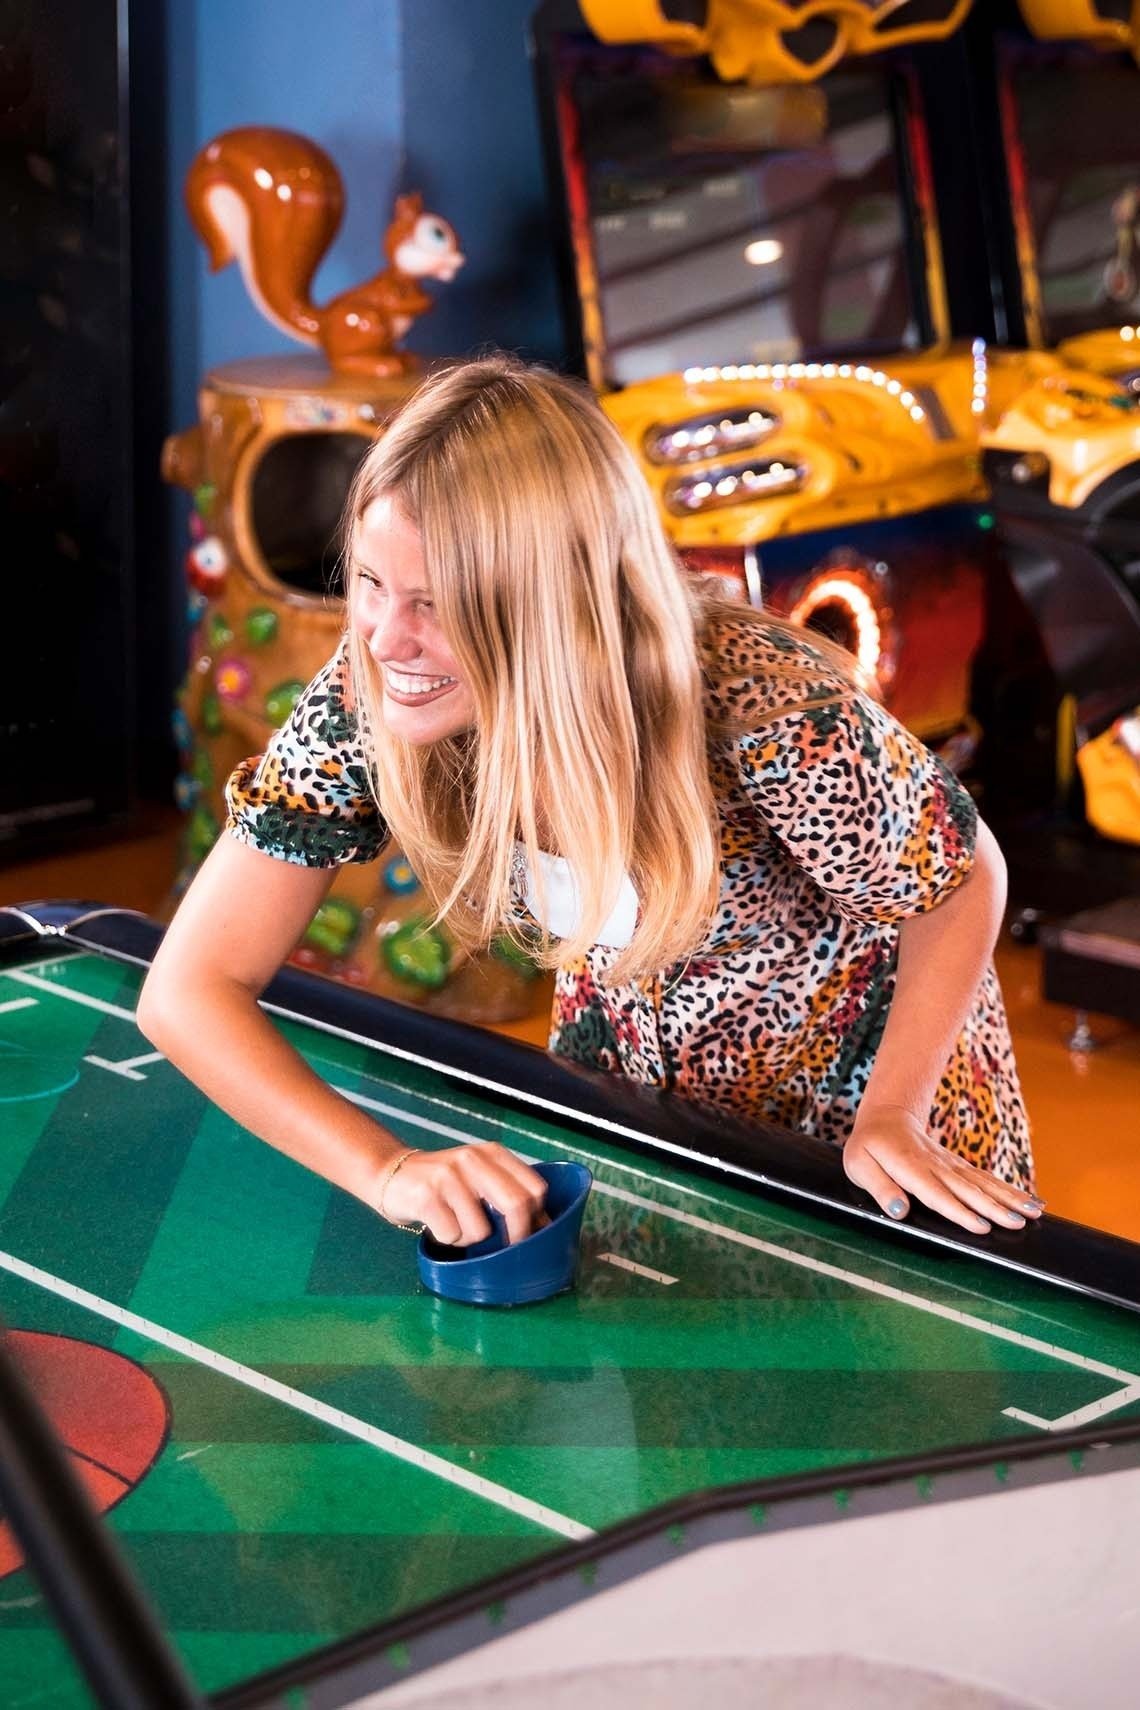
top-left (1000, 45), bottom-right (1140, 343)
top-left (543, 37), bottom-right (935, 387)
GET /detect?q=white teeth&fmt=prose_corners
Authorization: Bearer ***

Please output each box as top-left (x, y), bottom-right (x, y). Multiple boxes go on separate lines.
top-left (383, 666), bottom-right (455, 696)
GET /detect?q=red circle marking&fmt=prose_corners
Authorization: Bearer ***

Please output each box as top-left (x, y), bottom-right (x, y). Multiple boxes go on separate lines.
top-left (0, 1331), bottom-right (170, 1579)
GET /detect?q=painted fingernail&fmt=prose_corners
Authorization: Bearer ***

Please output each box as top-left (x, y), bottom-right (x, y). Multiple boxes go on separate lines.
top-left (1005, 1213), bottom-right (1026, 1229)
top-left (887, 1198), bottom-right (907, 1219)
top-left (1024, 1198), bottom-right (1045, 1213)
top-left (975, 1219), bottom-right (991, 1234)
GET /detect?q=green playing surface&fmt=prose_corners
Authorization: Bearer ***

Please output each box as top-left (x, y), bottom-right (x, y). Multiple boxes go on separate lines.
top-left (2, 947), bottom-right (1140, 1708)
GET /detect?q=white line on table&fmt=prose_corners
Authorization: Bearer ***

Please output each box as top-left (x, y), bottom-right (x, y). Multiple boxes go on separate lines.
top-left (84, 1051), bottom-right (166, 1082)
top-left (0, 1250), bottom-right (593, 1542)
top-left (598, 1253), bottom-right (678, 1286)
top-left (0, 998), bottom-right (38, 1015)
top-left (5, 970), bottom-right (137, 1023)
top-left (15, 960), bottom-right (1140, 1429)
top-left (1002, 1383), bottom-right (1140, 1433)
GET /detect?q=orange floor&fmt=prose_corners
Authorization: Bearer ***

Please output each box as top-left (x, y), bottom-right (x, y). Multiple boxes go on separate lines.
top-left (992, 938), bottom-right (1140, 1240)
top-left (3, 809), bottom-right (1138, 1241)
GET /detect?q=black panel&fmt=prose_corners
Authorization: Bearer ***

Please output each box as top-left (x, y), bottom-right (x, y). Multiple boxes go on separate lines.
top-left (249, 432), bottom-right (370, 598)
top-left (0, 0), bottom-right (135, 856)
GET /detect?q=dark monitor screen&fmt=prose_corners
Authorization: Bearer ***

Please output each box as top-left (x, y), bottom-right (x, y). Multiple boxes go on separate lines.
top-left (0, 0), bottom-right (134, 849)
top-left (1001, 45), bottom-right (1140, 345)
top-left (545, 37), bottom-right (934, 387)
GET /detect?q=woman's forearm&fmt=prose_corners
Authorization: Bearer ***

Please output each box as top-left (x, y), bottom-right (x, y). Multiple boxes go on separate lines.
top-left (137, 836), bottom-right (548, 1246)
top-left (138, 977), bottom-right (404, 1208)
top-left (853, 816), bottom-right (1007, 1126)
top-left (136, 836), bottom-right (409, 1209)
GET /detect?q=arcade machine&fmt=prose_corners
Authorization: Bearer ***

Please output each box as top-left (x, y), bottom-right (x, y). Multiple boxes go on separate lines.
top-left (976, 3), bottom-right (1140, 1029)
top-left (532, 0), bottom-right (991, 773)
top-left (530, 0), bottom-right (1140, 925)
top-left (975, 6), bottom-right (1140, 875)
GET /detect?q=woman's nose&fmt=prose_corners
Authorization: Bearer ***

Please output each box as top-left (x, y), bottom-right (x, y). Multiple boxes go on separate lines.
top-left (365, 603), bottom-right (420, 663)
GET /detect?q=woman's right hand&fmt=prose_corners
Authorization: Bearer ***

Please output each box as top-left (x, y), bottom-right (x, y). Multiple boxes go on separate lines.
top-left (377, 1142), bottom-right (549, 1246)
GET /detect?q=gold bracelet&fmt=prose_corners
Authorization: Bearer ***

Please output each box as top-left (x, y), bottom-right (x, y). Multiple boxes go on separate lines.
top-left (376, 1148), bottom-right (424, 1234)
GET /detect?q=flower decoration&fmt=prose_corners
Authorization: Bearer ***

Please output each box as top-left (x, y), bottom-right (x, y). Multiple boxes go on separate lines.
top-left (383, 855), bottom-right (421, 895)
top-left (215, 657), bottom-right (253, 703)
top-left (186, 536), bottom-right (229, 595)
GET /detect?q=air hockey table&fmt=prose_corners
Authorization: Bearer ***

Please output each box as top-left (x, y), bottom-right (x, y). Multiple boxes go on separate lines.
top-left (1, 901), bottom-right (1139, 1710)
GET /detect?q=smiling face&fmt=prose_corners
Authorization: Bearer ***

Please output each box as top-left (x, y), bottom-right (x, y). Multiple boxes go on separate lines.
top-left (349, 495), bottom-right (475, 745)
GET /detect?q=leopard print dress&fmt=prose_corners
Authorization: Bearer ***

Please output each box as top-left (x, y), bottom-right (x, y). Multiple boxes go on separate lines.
top-left (225, 618), bottom-right (1034, 1190)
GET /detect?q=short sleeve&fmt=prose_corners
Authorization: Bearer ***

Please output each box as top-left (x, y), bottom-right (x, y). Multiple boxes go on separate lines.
top-left (224, 639), bottom-right (387, 868)
top-left (732, 649), bottom-right (977, 925)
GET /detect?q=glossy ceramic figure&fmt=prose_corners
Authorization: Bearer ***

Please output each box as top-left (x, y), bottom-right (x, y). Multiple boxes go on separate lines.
top-left (185, 127), bottom-right (465, 377)
top-left (166, 131), bottom-right (536, 1020)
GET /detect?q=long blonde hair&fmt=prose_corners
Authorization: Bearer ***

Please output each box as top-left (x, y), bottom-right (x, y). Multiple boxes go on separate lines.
top-left (343, 356), bottom-right (852, 983)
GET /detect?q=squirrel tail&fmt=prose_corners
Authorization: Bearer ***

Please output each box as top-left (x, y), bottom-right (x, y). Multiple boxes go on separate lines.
top-left (184, 127), bottom-right (345, 346)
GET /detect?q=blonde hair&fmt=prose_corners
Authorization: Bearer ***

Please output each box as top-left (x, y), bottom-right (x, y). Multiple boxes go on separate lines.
top-left (342, 356), bottom-right (854, 983)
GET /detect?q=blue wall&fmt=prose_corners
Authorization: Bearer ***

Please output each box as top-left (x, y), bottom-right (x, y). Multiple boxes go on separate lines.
top-left (166, 0), bottom-right (565, 440)
top-left (402, 0), bottom-right (564, 365)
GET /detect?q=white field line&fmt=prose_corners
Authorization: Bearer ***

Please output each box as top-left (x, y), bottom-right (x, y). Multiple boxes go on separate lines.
top-left (0, 1250), bottom-right (592, 1542)
top-left (11, 962), bottom-right (1140, 1433)
top-left (598, 1253), bottom-right (678, 1285)
top-left (5, 969), bottom-right (138, 1023)
top-left (83, 1051), bottom-right (165, 1082)
top-left (341, 1058), bottom-right (1097, 1340)
top-left (1002, 1385), bottom-right (1140, 1432)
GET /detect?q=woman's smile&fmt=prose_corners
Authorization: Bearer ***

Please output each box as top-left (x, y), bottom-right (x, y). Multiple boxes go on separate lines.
top-left (382, 664), bottom-right (458, 705)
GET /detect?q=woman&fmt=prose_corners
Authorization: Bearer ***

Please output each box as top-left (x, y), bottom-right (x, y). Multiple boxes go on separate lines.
top-left (139, 356), bottom-right (1041, 1246)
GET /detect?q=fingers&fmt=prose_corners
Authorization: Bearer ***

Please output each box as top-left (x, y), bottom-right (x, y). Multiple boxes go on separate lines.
top-left (410, 1163), bottom-right (494, 1248)
top-left (847, 1133), bottom-right (1046, 1237)
top-left (843, 1144), bottom-right (910, 1223)
top-left (390, 1143), bottom-right (548, 1247)
top-left (937, 1162), bottom-right (1024, 1231)
top-left (940, 1158), bottom-right (1045, 1229)
top-left (472, 1150), bottom-right (549, 1245)
top-left (956, 1163), bottom-right (1045, 1221)
top-left (874, 1147), bottom-right (1001, 1234)
top-left (436, 1175), bottom-right (494, 1248)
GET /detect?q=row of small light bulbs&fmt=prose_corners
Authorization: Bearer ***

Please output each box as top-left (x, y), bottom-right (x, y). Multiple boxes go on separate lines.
top-left (682, 359), bottom-right (929, 424)
top-left (671, 460), bottom-right (799, 509)
top-left (1119, 326), bottom-right (1140, 342)
top-left (970, 337), bottom-right (988, 417)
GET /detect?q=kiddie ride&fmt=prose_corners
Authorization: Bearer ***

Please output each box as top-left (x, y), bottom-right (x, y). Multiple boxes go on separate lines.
top-left (162, 129), bottom-right (543, 1022)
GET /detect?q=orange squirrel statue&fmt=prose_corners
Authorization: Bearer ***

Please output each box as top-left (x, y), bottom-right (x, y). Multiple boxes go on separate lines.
top-left (185, 126), bottom-right (465, 377)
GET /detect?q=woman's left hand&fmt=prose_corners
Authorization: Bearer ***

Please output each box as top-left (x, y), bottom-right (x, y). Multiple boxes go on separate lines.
top-left (843, 1106), bottom-right (1044, 1235)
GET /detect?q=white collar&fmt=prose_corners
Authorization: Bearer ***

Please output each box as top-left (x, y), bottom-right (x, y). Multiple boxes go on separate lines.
top-left (513, 843), bottom-right (638, 948)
